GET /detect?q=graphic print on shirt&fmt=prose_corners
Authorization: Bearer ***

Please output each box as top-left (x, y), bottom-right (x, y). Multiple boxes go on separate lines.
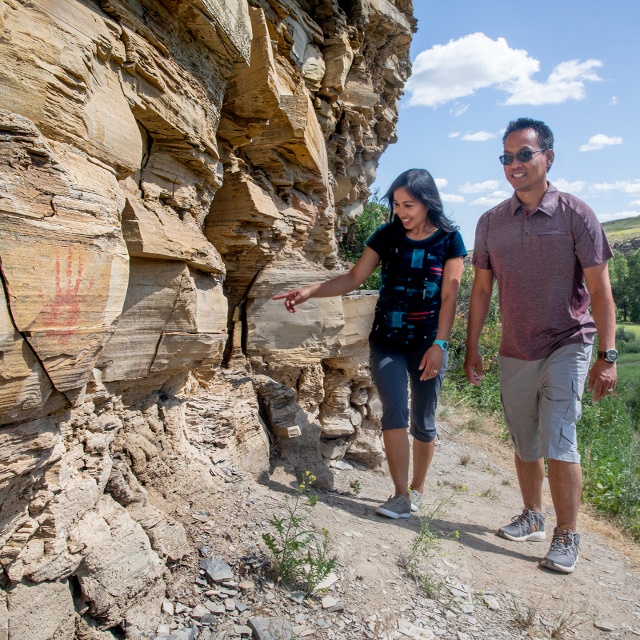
top-left (366, 224), bottom-right (467, 345)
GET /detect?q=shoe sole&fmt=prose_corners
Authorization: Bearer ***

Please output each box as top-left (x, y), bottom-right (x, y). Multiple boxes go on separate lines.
top-left (375, 507), bottom-right (410, 519)
top-left (410, 504), bottom-right (419, 513)
top-left (497, 529), bottom-right (547, 542)
top-left (540, 557), bottom-right (578, 573)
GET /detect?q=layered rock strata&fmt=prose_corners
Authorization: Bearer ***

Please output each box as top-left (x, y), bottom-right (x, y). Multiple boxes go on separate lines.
top-left (0, 0), bottom-right (413, 636)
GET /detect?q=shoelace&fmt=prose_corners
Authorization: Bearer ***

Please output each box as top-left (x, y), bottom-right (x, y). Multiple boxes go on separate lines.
top-left (511, 509), bottom-right (534, 526)
top-left (549, 530), bottom-right (575, 553)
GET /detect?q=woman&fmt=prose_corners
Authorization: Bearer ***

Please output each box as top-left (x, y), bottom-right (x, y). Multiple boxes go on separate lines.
top-left (273, 169), bottom-right (466, 518)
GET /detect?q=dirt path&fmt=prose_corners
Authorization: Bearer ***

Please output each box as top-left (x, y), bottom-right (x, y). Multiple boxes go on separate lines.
top-left (167, 405), bottom-right (640, 640)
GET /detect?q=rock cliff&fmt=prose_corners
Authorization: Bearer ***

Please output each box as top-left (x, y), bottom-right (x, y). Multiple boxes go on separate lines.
top-left (0, 0), bottom-right (414, 636)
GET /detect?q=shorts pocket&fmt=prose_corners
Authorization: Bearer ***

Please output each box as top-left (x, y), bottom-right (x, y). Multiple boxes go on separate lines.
top-left (558, 379), bottom-right (581, 451)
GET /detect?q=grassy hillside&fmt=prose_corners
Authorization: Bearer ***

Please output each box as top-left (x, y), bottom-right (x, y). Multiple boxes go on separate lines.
top-left (602, 215), bottom-right (640, 244)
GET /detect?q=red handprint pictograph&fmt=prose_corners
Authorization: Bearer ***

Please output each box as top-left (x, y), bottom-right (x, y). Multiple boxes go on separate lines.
top-left (39, 249), bottom-right (89, 345)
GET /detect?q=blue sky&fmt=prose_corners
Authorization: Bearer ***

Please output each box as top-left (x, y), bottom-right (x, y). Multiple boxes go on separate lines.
top-left (371, 0), bottom-right (640, 249)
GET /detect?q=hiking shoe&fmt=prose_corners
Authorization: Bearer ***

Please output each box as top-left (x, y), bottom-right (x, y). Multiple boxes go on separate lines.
top-left (375, 494), bottom-right (411, 519)
top-left (497, 508), bottom-right (546, 541)
top-left (541, 528), bottom-right (580, 573)
top-left (409, 489), bottom-right (422, 513)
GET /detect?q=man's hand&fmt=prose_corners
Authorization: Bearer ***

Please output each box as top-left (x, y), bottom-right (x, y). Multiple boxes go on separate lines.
top-left (464, 348), bottom-right (484, 387)
top-left (588, 359), bottom-right (617, 402)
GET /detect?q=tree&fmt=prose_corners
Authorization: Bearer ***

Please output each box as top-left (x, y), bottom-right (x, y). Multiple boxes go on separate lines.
top-left (609, 249), bottom-right (630, 321)
top-left (626, 248), bottom-right (640, 322)
top-left (338, 190), bottom-right (389, 290)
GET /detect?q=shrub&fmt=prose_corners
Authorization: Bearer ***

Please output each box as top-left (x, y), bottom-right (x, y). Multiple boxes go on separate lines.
top-left (262, 471), bottom-right (337, 594)
top-left (616, 326), bottom-right (640, 354)
top-left (338, 191), bottom-right (389, 290)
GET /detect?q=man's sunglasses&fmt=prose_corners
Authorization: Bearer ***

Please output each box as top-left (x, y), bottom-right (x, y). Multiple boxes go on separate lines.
top-left (499, 148), bottom-right (548, 165)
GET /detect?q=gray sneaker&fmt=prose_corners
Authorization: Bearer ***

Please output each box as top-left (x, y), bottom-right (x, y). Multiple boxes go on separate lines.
top-left (497, 508), bottom-right (546, 541)
top-left (409, 489), bottom-right (422, 513)
top-left (541, 528), bottom-right (580, 573)
top-left (375, 494), bottom-right (411, 519)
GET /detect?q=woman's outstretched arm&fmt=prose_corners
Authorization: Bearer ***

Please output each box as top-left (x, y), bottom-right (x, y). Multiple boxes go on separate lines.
top-left (272, 247), bottom-right (381, 313)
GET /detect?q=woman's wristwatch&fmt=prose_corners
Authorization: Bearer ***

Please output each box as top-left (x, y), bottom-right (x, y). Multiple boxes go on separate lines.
top-left (433, 339), bottom-right (449, 351)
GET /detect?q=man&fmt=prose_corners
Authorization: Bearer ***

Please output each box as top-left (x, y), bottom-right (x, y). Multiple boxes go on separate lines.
top-left (464, 117), bottom-right (617, 573)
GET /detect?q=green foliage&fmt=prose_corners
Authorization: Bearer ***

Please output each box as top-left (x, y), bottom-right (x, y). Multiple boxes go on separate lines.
top-left (338, 190), bottom-right (389, 290)
top-left (350, 479), bottom-right (362, 495)
top-left (601, 216), bottom-right (640, 243)
top-left (262, 472), bottom-right (337, 594)
top-left (445, 261), bottom-right (503, 419)
top-left (611, 248), bottom-right (640, 322)
top-left (579, 393), bottom-right (640, 539)
top-left (616, 326), bottom-right (640, 354)
top-left (617, 353), bottom-right (640, 429)
top-left (401, 493), bottom-right (457, 599)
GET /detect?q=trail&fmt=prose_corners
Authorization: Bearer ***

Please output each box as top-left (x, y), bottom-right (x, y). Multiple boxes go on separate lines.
top-left (164, 403), bottom-right (640, 639)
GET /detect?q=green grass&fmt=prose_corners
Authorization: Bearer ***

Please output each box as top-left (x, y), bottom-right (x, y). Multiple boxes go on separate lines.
top-left (618, 322), bottom-right (640, 337)
top-left (618, 353), bottom-right (640, 379)
top-left (602, 216), bottom-right (640, 243)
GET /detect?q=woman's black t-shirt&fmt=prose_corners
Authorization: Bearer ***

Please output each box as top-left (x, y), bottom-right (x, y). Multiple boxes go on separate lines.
top-left (366, 223), bottom-right (467, 346)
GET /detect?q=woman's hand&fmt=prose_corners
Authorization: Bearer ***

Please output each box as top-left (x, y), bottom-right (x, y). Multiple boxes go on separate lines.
top-left (272, 286), bottom-right (315, 313)
top-left (419, 345), bottom-right (445, 381)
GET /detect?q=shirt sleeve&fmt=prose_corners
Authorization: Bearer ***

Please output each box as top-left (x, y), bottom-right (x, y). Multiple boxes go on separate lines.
top-left (471, 213), bottom-right (492, 270)
top-left (446, 230), bottom-right (468, 260)
top-left (365, 223), bottom-right (391, 258)
top-left (571, 207), bottom-right (614, 268)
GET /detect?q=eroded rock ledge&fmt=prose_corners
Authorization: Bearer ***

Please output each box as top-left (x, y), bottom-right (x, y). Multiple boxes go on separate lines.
top-left (0, 0), bottom-right (414, 636)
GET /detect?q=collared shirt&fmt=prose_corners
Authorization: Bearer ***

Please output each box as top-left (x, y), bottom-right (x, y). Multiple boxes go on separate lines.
top-left (472, 183), bottom-right (613, 360)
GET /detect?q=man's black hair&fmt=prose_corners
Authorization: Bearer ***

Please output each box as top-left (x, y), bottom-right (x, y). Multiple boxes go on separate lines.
top-left (502, 117), bottom-right (554, 151)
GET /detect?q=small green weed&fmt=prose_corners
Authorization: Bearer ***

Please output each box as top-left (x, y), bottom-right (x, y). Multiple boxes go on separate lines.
top-left (509, 598), bottom-right (539, 632)
top-left (350, 479), bottom-right (362, 495)
top-left (400, 493), bottom-right (457, 599)
top-left (262, 471), bottom-right (337, 595)
top-left (548, 605), bottom-right (586, 638)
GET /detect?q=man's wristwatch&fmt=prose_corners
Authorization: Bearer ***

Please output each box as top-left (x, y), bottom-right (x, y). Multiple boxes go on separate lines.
top-left (433, 339), bottom-right (449, 352)
top-left (597, 348), bottom-right (618, 363)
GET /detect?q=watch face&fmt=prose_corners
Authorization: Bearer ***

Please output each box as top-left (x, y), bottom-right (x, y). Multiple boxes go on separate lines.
top-left (605, 349), bottom-right (618, 363)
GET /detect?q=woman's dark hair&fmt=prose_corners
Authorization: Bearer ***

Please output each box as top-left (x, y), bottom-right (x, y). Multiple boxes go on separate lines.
top-left (383, 168), bottom-right (457, 233)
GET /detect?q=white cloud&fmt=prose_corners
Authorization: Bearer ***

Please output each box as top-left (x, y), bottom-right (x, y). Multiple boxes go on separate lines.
top-left (461, 131), bottom-right (496, 142)
top-left (630, 200), bottom-right (640, 206)
top-left (579, 134), bottom-right (623, 152)
top-left (590, 180), bottom-right (640, 194)
top-left (552, 179), bottom-right (587, 193)
top-left (449, 132), bottom-right (461, 138)
top-left (435, 178), bottom-right (448, 189)
top-left (405, 32), bottom-right (602, 108)
top-left (441, 193), bottom-right (465, 203)
top-left (470, 191), bottom-right (511, 207)
top-left (459, 180), bottom-right (500, 194)
top-left (609, 96), bottom-right (618, 105)
top-left (450, 103), bottom-right (469, 117)
top-left (598, 211), bottom-right (640, 223)
top-left (505, 59), bottom-right (603, 106)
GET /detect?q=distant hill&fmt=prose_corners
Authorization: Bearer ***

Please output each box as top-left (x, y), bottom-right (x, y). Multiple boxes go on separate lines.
top-left (602, 216), bottom-right (640, 256)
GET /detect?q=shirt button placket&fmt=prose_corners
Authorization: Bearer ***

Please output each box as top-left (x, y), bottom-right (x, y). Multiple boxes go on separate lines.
top-left (523, 210), bottom-right (531, 243)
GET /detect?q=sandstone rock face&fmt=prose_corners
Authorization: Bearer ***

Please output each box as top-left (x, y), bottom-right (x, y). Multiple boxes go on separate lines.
top-left (0, 0), bottom-right (413, 636)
